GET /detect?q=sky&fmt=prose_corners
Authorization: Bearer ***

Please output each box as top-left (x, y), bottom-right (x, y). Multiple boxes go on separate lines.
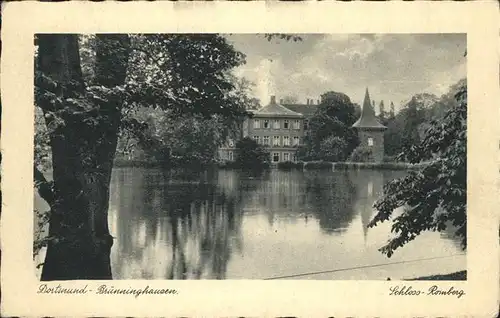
top-left (225, 34), bottom-right (466, 111)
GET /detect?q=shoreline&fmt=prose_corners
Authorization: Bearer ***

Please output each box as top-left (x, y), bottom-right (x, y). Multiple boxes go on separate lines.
top-left (113, 159), bottom-right (426, 171)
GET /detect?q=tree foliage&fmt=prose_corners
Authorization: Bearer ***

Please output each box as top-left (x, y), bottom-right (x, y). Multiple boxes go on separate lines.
top-left (349, 146), bottom-right (373, 163)
top-left (382, 84), bottom-right (463, 158)
top-left (33, 33), bottom-right (255, 280)
top-left (319, 136), bottom-right (348, 162)
top-left (263, 34), bottom-right (303, 43)
top-left (401, 96), bottom-right (425, 150)
top-left (234, 137), bottom-right (270, 169)
top-left (298, 91), bottom-right (359, 161)
top-left (34, 107), bottom-right (51, 170)
top-left (124, 34), bottom-right (248, 117)
top-left (145, 110), bottom-right (234, 166)
top-left (369, 81), bottom-right (467, 257)
top-left (34, 33), bottom-right (305, 279)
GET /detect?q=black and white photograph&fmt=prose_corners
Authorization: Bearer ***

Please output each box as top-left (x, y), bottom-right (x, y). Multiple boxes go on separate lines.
top-left (2, 1), bottom-right (499, 316)
top-left (33, 33), bottom-right (468, 281)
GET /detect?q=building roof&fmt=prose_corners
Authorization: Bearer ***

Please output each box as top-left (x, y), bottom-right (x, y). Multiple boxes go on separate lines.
top-left (352, 88), bottom-right (387, 130)
top-left (252, 96), bottom-right (304, 118)
top-left (282, 104), bottom-right (318, 117)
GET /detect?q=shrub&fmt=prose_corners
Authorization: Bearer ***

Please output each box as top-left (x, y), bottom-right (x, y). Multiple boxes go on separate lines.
top-left (277, 161), bottom-right (303, 170)
top-left (319, 136), bottom-right (348, 162)
top-left (349, 146), bottom-right (372, 162)
top-left (304, 161), bottom-right (333, 170)
top-left (235, 137), bottom-right (270, 169)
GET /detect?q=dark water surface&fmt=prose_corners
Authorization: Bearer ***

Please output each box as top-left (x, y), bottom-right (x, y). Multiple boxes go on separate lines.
top-left (107, 168), bottom-right (465, 280)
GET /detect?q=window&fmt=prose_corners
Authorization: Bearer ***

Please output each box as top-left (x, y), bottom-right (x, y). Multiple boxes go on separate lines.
top-left (273, 119), bottom-right (280, 129)
top-left (263, 136), bottom-right (270, 145)
top-left (228, 151), bottom-right (233, 161)
top-left (284, 120), bottom-right (289, 129)
top-left (263, 120), bottom-right (269, 129)
top-left (253, 119), bottom-right (260, 129)
top-left (293, 120), bottom-right (300, 130)
top-left (273, 136), bottom-right (281, 146)
top-left (293, 136), bottom-right (300, 146)
top-left (368, 137), bottom-right (374, 147)
top-left (283, 152), bottom-right (290, 161)
top-left (283, 136), bottom-right (290, 146)
top-left (273, 153), bottom-right (280, 162)
top-left (253, 136), bottom-right (260, 144)
top-left (304, 120), bottom-right (309, 130)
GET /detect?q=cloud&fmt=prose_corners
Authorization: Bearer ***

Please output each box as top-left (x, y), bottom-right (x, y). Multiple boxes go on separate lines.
top-left (227, 34), bottom-right (466, 110)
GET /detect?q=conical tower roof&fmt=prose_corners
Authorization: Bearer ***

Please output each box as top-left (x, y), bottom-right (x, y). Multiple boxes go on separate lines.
top-left (352, 88), bottom-right (387, 130)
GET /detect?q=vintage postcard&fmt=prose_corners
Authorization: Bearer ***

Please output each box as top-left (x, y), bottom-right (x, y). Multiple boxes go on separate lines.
top-left (1, 1), bottom-right (499, 317)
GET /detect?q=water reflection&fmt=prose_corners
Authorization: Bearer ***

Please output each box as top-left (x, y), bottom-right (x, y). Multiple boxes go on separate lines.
top-left (110, 168), bottom-right (243, 279)
top-left (108, 168), bottom-right (465, 280)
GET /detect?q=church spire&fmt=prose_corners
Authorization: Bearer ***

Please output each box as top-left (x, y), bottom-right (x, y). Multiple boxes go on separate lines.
top-left (352, 88), bottom-right (386, 129)
top-left (364, 88), bottom-right (373, 113)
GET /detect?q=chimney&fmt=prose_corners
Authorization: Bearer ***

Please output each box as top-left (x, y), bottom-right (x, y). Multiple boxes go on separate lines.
top-left (307, 99), bottom-right (310, 105)
top-left (279, 99), bottom-right (283, 104)
top-left (317, 99), bottom-right (320, 104)
top-left (270, 95), bottom-right (276, 104)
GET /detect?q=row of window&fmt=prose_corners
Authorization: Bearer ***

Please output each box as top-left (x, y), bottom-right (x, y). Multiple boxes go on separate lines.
top-left (227, 137), bottom-right (372, 149)
top-left (227, 137), bottom-right (372, 148)
top-left (253, 119), bottom-right (304, 130)
top-left (226, 135), bottom-right (300, 148)
top-left (224, 151), bottom-right (296, 162)
top-left (253, 135), bottom-right (300, 147)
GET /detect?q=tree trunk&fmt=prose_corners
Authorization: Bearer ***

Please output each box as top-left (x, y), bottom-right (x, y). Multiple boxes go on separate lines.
top-left (36, 34), bottom-right (130, 280)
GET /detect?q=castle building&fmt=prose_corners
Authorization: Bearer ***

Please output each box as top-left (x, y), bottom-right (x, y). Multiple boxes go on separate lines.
top-left (219, 89), bottom-right (388, 164)
top-left (352, 88), bottom-right (387, 162)
top-left (219, 96), bottom-right (311, 163)
top-left (281, 98), bottom-right (319, 134)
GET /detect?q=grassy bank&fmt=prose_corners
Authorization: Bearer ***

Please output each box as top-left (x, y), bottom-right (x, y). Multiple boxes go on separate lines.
top-left (114, 158), bottom-right (425, 171)
top-left (273, 161), bottom-right (425, 171)
top-left (409, 270), bottom-right (467, 281)
top-left (114, 158), bottom-right (219, 170)
top-left (332, 162), bottom-right (425, 171)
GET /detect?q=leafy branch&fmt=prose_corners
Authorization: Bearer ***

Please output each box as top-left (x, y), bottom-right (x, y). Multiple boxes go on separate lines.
top-left (369, 83), bottom-right (467, 257)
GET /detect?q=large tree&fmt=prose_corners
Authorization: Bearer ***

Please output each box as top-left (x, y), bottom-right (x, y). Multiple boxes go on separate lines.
top-left (369, 81), bottom-right (467, 257)
top-left (299, 91), bottom-right (359, 161)
top-left (34, 34), bottom-right (249, 280)
top-left (383, 82), bottom-right (463, 158)
top-left (35, 34), bottom-right (131, 280)
top-left (114, 74), bottom-right (259, 166)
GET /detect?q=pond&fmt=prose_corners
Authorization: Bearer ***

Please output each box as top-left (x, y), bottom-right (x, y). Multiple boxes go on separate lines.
top-left (107, 168), bottom-right (465, 280)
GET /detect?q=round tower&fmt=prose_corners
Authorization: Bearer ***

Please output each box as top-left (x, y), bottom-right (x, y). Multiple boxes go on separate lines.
top-left (352, 88), bottom-right (387, 162)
